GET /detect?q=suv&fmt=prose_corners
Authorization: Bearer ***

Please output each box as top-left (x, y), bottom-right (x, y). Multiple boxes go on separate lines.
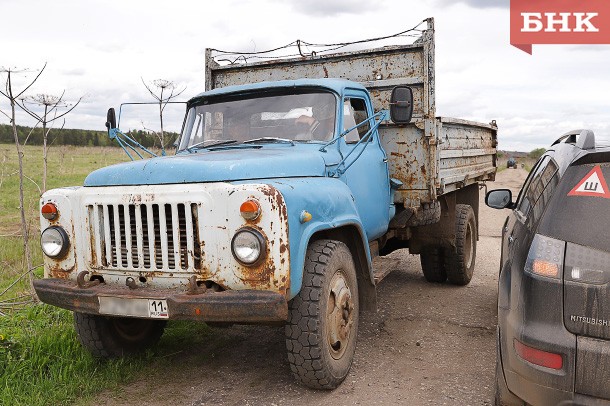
top-left (507, 157), bottom-right (517, 169)
top-left (486, 129), bottom-right (610, 405)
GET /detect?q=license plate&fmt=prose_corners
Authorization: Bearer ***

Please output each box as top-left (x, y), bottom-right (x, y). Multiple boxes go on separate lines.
top-left (98, 297), bottom-right (169, 319)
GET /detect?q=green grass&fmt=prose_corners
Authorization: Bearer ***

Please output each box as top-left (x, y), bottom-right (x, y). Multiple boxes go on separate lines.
top-left (0, 304), bottom-right (219, 406)
top-left (0, 305), bottom-right (146, 406)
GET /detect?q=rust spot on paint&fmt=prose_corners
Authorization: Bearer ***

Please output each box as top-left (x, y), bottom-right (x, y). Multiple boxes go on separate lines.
top-left (48, 263), bottom-right (74, 279)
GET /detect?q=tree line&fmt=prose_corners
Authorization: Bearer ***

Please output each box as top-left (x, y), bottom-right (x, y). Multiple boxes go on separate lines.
top-left (0, 124), bottom-right (179, 148)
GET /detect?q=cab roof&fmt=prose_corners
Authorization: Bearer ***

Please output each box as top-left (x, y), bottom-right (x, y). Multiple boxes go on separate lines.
top-left (189, 78), bottom-right (367, 104)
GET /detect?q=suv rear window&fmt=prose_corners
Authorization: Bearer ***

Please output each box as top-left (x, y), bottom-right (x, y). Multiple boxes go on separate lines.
top-left (538, 163), bottom-right (610, 252)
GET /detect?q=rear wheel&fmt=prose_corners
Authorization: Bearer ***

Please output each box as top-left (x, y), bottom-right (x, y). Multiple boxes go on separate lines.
top-left (285, 239), bottom-right (359, 389)
top-left (420, 247), bottom-right (447, 283)
top-left (74, 312), bottom-right (166, 358)
top-left (445, 204), bottom-right (477, 285)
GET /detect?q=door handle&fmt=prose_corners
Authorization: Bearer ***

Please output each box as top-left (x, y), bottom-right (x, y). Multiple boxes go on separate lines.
top-left (383, 158), bottom-right (388, 163)
top-left (508, 235), bottom-right (515, 244)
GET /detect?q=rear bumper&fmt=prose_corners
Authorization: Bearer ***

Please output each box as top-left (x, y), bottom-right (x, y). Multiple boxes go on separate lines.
top-left (500, 323), bottom-right (610, 405)
top-left (34, 278), bottom-right (288, 323)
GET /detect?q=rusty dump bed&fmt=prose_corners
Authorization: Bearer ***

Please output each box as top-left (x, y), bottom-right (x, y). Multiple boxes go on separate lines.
top-left (204, 18), bottom-right (497, 208)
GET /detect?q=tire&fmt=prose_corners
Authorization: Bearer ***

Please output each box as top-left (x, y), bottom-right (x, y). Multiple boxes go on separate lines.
top-left (285, 239), bottom-right (359, 390)
top-left (73, 312), bottom-right (166, 358)
top-left (420, 247), bottom-right (447, 283)
top-left (445, 204), bottom-right (477, 285)
top-left (405, 201), bottom-right (441, 227)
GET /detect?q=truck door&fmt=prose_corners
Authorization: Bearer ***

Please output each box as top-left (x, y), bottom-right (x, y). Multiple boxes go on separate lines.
top-left (339, 95), bottom-right (391, 241)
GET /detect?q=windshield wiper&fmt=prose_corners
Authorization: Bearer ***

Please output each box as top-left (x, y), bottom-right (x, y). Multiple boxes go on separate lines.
top-left (243, 137), bottom-right (295, 146)
top-left (186, 139), bottom-right (237, 152)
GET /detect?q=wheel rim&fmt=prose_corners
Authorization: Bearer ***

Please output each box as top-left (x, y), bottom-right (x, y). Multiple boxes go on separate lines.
top-left (464, 221), bottom-right (474, 269)
top-left (326, 270), bottom-right (355, 360)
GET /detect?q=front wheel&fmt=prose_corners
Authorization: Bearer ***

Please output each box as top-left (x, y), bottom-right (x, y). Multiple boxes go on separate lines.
top-left (74, 312), bottom-right (166, 358)
top-left (285, 239), bottom-right (359, 389)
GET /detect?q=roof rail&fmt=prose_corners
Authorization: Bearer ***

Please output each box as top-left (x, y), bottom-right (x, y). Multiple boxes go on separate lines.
top-left (551, 129), bottom-right (595, 150)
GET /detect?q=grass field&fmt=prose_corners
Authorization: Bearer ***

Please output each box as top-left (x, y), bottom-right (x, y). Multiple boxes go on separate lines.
top-left (0, 144), bottom-right (218, 406)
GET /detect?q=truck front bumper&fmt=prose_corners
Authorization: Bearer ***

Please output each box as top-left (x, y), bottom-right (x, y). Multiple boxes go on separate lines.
top-left (34, 278), bottom-right (288, 323)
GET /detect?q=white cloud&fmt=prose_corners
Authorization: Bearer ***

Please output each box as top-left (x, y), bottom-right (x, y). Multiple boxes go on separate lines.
top-left (278, 0), bottom-right (385, 17)
top-left (436, 0), bottom-right (508, 9)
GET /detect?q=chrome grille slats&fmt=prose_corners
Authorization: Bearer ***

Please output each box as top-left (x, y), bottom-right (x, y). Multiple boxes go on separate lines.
top-left (87, 201), bottom-right (199, 272)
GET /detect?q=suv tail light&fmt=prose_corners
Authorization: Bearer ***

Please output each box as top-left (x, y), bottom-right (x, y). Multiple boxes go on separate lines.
top-left (524, 234), bottom-right (565, 279)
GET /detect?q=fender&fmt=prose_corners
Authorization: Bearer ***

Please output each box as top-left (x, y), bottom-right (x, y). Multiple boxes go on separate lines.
top-left (262, 178), bottom-right (374, 299)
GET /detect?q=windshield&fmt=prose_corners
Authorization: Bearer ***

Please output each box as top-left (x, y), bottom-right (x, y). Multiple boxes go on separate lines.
top-left (178, 91), bottom-right (337, 151)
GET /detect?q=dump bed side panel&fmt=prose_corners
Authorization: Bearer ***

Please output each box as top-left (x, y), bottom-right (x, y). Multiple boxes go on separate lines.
top-left (437, 118), bottom-right (497, 195)
top-left (379, 118), bottom-right (496, 207)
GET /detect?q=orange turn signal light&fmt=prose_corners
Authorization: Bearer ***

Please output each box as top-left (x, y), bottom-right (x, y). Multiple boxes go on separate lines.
top-left (240, 200), bottom-right (261, 221)
top-left (41, 202), bottom-right (59, 221)
top-left (532, 259), bottom-right (559, 278)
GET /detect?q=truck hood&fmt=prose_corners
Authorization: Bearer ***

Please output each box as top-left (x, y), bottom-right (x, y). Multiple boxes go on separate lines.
top-left (84, 147), bottom-right (328, 186)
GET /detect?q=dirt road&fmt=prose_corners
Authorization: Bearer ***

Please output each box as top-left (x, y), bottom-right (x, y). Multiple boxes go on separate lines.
top-left (90, 168), bottom-right (528, 406)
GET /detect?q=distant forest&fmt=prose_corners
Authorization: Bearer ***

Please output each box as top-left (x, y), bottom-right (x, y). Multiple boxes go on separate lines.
top-left (0, 124), bottom-right (179, 148)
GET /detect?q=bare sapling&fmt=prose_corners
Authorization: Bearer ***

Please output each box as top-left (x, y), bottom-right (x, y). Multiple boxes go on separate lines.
top-left (20, 92), bottom-right (82, 193)
top-left (0, 64), bottom-right (47, 300)
top-left (141, 78), bottom-right (185, 150)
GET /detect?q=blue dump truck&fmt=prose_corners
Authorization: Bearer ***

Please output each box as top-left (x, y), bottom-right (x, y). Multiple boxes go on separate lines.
top-left (34, 19), bottom-right (497, 389)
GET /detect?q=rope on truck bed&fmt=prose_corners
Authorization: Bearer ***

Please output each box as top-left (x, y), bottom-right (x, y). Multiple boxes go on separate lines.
top-left (210, 19), bottom-right (429, 65)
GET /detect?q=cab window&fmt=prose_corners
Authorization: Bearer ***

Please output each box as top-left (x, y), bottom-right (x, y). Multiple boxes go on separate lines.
top-left (343, 98), bottom-right (370, 143)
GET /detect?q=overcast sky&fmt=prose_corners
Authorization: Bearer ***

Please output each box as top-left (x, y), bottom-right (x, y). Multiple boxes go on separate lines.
top-left (1, 0), bottom-right (609, 151)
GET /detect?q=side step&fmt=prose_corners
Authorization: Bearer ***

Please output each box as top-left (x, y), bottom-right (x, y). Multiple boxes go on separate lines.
top-left (372, 256), bottom-right (401, 284)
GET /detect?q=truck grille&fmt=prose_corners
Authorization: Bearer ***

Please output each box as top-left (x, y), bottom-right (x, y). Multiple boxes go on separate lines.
top-left (87, 203), bottom-right (201, 271)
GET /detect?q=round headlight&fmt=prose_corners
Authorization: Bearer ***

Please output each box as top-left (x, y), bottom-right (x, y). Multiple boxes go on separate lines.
top-left (231, 228), bottom-right (266, 266)
top-left (41, 226), bottom-right (69, 258)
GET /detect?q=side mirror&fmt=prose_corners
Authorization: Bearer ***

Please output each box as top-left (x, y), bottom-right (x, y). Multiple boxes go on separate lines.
top-left (105, 108), bottom-right (117, 131)
top-left (389, 86), bottom-right (414, 124)
top-left (486, 189), bottom-right (514, 209)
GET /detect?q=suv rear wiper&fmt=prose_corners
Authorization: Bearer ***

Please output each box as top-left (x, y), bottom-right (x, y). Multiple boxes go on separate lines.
top-left (243, 137), bottom-right (295, 146)
top-left (186, 140), bottom-right (237, 152)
